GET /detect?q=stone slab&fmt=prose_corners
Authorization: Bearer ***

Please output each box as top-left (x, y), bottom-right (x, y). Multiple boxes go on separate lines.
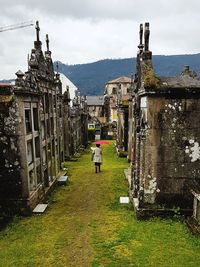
top-left (119, 197), bottom-right (129, 204)
top-left (57, 175), bottom-right (68, 185)
top-left (33, 204), bottom-right (48, 213)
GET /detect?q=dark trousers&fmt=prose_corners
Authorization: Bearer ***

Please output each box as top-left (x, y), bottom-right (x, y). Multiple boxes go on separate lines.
top-left (95, 162), bottom-right (101, 173)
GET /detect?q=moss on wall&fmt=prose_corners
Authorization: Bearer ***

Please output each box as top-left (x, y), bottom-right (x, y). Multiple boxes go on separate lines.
top-left (143, 62), bottom-right (161, 89)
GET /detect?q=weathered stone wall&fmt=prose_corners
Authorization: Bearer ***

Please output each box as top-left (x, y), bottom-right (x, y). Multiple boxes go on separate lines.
top-left (0, 93), bottom-right (23, 212)
top-left (0, 22), bottom-right (88, 215)
top-left (139, 95), bottom-right (200, 208)
top-left (117, 107), bottom-right (129, 155)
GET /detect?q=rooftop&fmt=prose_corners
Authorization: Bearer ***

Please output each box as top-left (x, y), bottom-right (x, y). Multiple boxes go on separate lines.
top-left (86, 95), bottom-right (104, 106)
top-left (107, 76), bottom-right (132, 84)
top-left (159, 75), bottom-right (200, 89)
top-left (0, 82), bottom-right (12, 87)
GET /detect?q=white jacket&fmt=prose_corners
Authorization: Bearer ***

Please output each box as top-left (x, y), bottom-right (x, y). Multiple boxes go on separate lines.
top-left (93, 147), bottom-right (102, 163)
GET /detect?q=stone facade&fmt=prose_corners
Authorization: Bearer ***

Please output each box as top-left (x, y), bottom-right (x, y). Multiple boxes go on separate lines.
top-left (116, 78), bottom-right (133, 156)
top-left (86, 96), bottom-right (106, 123)
top-left (129, 22), bottom-right (200, 217)
top-left (104, 77), bottom-right (132, 123)
top-left (63, 87), bottom-right (88, 158)
top-left (86, 96), bottom-right (107, 141)
top-left (0, 22), bottom-right (88, 215)
top-left (70, 91), bottom-right (88, 154)
top-left (104, 76), bottom-right (132, 141)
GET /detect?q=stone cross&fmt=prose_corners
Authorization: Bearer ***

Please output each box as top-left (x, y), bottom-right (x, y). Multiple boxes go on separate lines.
top-left (139, 24), bottom-right (143, 46)
top-left (144, 22), bottom-right (150, 51)
top-left (46, 34), bottom-right (49, 52)
top-left (35, 21), bottom-right (40, 42)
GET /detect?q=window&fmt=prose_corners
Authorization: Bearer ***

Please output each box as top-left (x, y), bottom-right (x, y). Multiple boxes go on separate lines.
top-left (35, 137), bottom-right (40, 158)
top-left (45, 93), bottom-right (49, 112)
top-left (112, 87), bottom-right (117, 94)
top-left (33, 108), bottom-right (39, 131)
top-left (27, 141), bottom-right (33, 165)
top-left (88, 124), bottom-right (95, 129)
top-left (52, 140), bottom-right (55, 157)
top-left (25, 109), bottom-right (32, 134)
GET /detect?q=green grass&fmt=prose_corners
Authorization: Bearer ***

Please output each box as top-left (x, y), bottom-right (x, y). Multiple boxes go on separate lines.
top-left (0, 141), bottom-right (200, 267)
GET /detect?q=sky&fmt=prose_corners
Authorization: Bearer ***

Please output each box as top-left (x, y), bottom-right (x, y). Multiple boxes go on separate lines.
top-left (0, 0), bottom-right (200, 79)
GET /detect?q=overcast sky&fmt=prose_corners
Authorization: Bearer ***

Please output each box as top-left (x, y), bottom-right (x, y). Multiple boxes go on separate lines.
top-left (1, 0), bottom-right (200, 79)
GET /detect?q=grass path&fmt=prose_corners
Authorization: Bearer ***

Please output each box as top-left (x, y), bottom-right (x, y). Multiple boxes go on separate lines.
top-left (0, 141), bottom-right (200, 267)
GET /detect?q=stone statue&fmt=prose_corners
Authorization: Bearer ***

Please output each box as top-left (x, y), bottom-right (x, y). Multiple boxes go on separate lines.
top-left (35, 21), bottom-right (40, 42)
top-left (144, 22), bottom-right (150, 51)
top-left (46, 34), bottom-right (49, 52)
top-left (139, 24), bottom-right (143, 46)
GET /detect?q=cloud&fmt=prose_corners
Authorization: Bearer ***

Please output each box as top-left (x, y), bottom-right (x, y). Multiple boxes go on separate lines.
top-left (2, 0), bottom-right (200, 21)
top-left (0, 0), bottom-right (200, 79)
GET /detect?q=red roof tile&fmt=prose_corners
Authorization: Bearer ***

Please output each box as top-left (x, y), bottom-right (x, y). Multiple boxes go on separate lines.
top-left (0, 82), bottom-right (12, 87)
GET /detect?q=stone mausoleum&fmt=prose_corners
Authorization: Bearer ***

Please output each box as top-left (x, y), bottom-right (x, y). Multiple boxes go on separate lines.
top-left (129, 23), bottom-right (200, 219)
top-left (0, 22), bottom-right (88, 215)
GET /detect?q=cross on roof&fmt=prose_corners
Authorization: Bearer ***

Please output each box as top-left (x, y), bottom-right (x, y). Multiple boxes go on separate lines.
top-left (35, 21), bottom-right (40, 42)
top-left (46, 34), bottom-right (49, 51)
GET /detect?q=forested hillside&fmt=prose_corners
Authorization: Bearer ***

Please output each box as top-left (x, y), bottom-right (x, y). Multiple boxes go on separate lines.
top-left (56, 53), bottom-right (200, 95)
top-left (2, 54), bottom-right (200, 96)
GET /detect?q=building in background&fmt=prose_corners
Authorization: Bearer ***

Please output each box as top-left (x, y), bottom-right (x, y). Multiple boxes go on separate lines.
top-left (104, 77), bottom-right (132, 123)
top-left (70, 90), bottom-right (88, 153)
top-left (115, 78), bottom-right (133, 156)
top-left (86, 96), bottom-right (105, 123)
top-left (60, 72), bottom-right (88, 157)
top-left (104, 76), bottom-right (132, 140)
top-left (86, 95), bottom-right (106, 140)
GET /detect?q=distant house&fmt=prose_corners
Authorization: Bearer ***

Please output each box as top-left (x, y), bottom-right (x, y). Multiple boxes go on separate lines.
top-left (86, 96), bottom-right (105, 123)
top-left (104, 76), bottom-right (132, 123)
top-left (86, 96), bottom-right (106, 140)
top-left (104, 76), bottom-right (133, 143)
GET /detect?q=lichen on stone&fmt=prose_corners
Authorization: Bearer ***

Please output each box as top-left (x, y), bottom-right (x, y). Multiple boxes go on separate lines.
top-left (143, 62), bottom-right (161, 89)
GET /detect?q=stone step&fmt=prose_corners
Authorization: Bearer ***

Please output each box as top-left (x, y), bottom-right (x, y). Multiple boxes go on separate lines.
top-left (57, 175), bottom-right (68, 185)
top-left (33, 204), bottom-right (48, 213)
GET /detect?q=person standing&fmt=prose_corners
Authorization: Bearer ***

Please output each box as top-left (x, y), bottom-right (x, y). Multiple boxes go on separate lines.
top-left (92, 144), bottom-right (102, 173)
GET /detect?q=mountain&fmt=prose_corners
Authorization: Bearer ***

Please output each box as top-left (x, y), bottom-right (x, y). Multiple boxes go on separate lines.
top-left (56, 58), bottom-right (134, 96)
top-left (56, 53), bottom-right (200, 96)
top-left (2, 54), bottom-right (200, 96)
